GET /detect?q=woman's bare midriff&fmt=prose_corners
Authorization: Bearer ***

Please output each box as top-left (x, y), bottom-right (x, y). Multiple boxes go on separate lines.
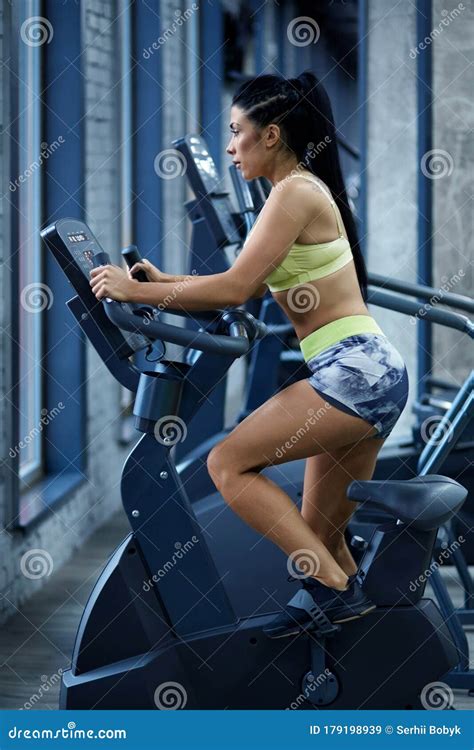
top-left (271, 260), bottom-right (370, 342)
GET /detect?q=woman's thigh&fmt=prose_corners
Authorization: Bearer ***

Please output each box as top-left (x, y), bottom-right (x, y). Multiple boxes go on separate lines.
top-left (300, 437), bottom-right (386, 537)
top-left (208, 378), bottom-right (380, 475)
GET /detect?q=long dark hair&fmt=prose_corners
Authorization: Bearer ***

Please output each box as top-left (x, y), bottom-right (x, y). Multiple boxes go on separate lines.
top-left (232, 71), bottom-right (368, 301)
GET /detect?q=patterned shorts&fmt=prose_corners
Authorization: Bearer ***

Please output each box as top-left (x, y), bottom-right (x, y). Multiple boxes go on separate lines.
top-left (306, 333), bottom-right (409, 440)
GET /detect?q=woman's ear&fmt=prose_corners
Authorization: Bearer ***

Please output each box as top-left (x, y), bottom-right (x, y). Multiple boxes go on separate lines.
top-left (265, 123), bottom-right (281, 149)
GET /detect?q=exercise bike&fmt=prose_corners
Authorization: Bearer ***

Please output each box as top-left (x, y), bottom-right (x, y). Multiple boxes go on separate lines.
top-left (41, 217), bottom-right (466, 710)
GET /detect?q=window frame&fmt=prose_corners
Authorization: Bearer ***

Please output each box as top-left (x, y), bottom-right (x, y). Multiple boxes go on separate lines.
top-left (17, 0), bottom-right (44, 488)
top-left (10, 0), bottom-right (87, 530)
top-left (117, 0), bottom-right (138, 446)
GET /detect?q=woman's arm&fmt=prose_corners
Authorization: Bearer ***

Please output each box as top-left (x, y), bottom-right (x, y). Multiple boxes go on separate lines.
top-left (127, 271), bottom-right (241, 310)
top-left (91, 180), bottom-right (313, 309)
top-left (128, 259), bottom-right (196, 285)
top-left (158, 272), bottom-right (197, 284)
top-left (250, 282), bottom-right (268, 299)
top-left (91, 263), bottom-right (241, 310)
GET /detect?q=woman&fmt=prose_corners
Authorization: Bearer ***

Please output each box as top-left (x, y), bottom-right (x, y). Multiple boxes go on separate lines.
top-left (90, 71), bottom-right (409, 638)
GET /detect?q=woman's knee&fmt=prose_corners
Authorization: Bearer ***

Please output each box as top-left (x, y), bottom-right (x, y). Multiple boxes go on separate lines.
top-left (207, 441), bottom-right (237, 488)
top-left (207, 439), bottom-right (263, 490)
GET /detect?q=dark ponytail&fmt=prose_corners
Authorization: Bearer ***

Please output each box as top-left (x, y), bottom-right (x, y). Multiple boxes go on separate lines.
top-left (232, 71), bottom-right (368, 302)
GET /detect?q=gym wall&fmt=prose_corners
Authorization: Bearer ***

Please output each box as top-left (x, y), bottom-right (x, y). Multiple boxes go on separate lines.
top-left (431, 0), bottom-right (472, 384)
top-left (366, 0), bottom-right (473, 437)
top-left (365, 0), bottom-right (419, 438)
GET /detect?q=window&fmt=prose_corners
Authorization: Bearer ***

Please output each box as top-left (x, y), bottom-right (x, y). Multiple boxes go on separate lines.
top-left (18, 0), bottom-right (44, 486)
top-left (119, 0), bottom-right (133, 249)
top-left (14, 0), bottom-right (86, 528)
top-left (118, 0), bottom-right (136, 444)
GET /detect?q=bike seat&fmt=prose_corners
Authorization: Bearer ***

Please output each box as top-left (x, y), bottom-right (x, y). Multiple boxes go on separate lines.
top-left (347, 474), bottom-right (467, 531)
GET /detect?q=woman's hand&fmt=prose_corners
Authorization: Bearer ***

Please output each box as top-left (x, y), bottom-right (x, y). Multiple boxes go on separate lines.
top-left (127, 259), bottom-right (167, 283)
top-left (90, 264), bottom-right (136, 302)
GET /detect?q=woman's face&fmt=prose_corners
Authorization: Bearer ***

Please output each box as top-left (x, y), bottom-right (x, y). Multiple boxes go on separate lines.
top-left (226, 106), bottom-right (268, 180)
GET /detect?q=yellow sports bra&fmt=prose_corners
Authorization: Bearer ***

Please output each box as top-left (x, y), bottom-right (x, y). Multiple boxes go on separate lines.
top-left (262, 174), bottom-right (353, 293)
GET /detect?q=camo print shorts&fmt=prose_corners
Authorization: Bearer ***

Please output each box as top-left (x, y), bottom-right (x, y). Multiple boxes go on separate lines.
top-left (306, 333), bottom-right (409, 439)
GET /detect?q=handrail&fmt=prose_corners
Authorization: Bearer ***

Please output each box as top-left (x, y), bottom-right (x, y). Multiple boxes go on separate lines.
top-left (367, 287), bottom-right (474, 338)
top-left (368, 272), bottom-right (474, 314)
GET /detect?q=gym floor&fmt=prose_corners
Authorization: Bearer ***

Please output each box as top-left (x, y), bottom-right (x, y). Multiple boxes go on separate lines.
top-left (1, 511), bottom-right (472, 711)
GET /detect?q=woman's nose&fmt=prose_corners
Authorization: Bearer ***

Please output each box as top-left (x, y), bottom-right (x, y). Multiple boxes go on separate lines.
top-left (226, 139), bottom-right (234, 155)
